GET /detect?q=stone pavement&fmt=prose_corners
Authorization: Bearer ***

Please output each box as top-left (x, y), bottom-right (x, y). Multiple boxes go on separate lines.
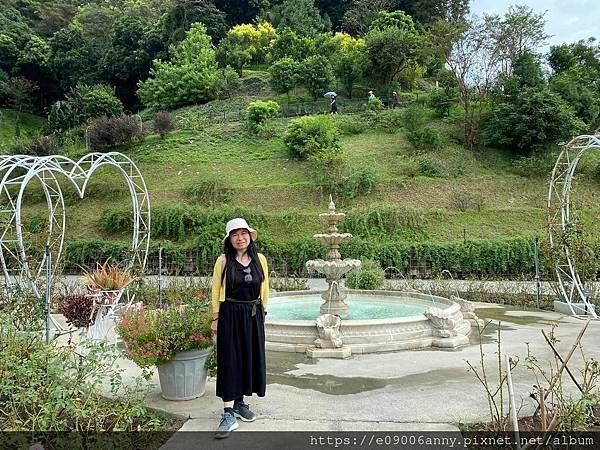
top-left (54, 304), bottom-right (600, 448)
top-left (91, 305), bottom-right (600, 447)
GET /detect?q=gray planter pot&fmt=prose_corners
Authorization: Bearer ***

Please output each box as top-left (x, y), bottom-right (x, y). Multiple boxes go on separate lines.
top-left (157, 347), bottom-right (213, 401)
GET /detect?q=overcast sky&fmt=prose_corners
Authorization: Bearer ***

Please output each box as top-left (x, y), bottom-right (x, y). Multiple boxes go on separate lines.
top-left (470, 0), bottom-right (599, 51)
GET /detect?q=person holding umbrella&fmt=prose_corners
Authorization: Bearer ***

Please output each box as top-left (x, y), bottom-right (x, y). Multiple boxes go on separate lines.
top-left (325, 91), bottom-right (337, 115)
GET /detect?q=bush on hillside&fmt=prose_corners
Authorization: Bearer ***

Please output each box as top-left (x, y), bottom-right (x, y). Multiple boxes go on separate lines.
top-left (346, 259), bottom-right (385, 290)
top-left (87, 115), bottom-right (143, 150)
top-left (402, 105), bottom-right (443, 152)
top-left (245, 100), bottom-right (280, 134)
top-left (284, 115), bottom-right (339, 159)
top-left (10, 134), bottom-right (59, 156)
top-left (48, 84), bottom-right (123, 133)
top-left (153, 111), bottom-right (176, 138)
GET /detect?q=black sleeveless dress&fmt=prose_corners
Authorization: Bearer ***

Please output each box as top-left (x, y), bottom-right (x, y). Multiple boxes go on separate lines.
top-left (216, 258), bottom-right (266, 402)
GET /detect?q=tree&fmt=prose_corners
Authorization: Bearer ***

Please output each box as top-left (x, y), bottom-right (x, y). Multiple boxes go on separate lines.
top-left (396, 0), bottom-right (469, 26)
top-left (430, 18), bottom-right (500, 148)
top-left (279, 0), bottom-right (323, 37)
top-left (332, 33), bottom-right (366, 97)
top-left (0, 34), bottom-right (19, 73)
top-left (342, 0), bottom-right (397, 36)
top-left (138, 23), bottom-right (220, 110)
top-left (214, 66), bottom-right (241, 98)
top-left (269, 57), bottom-right (300, 98)
top-left (217, 22), bottom-right (276, 67)
top-left (485, 5), bottom-right (549, 76)
top-left (271, 27), bottom-right (314, 61)
top-left (215, 33), bottom-right (252, 76)
top-left (161, 0), bottom-right (228, 44)
top-left (298, 55), bottom-right (334, 100)
top-left (364, 12), bottom-right (425, 88)
top-left (485, 89), bottom-right (582, 154)
top-left (214, 0), bottom-right (265, 26)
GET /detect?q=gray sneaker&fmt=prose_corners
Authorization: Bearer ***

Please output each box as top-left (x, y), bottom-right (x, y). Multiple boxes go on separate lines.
top-left (214, 411), bottom-right (239, 439)
top-left (232, 401), bottom-right (257, 422)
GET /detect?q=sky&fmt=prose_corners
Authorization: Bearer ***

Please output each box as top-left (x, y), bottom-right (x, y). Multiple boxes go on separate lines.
top-left (470, 0), bottom-right (600, 51)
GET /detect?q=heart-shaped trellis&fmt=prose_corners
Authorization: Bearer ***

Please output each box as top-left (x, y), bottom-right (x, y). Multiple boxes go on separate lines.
top-left (0, 152), bottom-right (150, 298)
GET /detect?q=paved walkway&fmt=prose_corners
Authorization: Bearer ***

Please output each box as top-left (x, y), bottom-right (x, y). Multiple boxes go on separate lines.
top-left (52, 304), bottom-right (600, 448)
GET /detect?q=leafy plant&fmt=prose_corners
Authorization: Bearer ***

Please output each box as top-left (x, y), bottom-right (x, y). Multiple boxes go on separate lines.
top-left (283, 115), bottom-right (340, 159)
top-left (57, 294), bottom-right (97, 328)
top-left (82, 261), bottom-right (137, 291)
top-left (116, 298), bottom-right (212, 368)
top-left (244, 100), bottom-right (280, 135)
top-left (346, 258), bottom-right (384, 290)
top-left (0, 316), bottom-right (167, 432)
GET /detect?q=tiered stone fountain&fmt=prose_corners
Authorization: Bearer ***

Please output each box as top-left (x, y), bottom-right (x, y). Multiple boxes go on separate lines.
top-left (305, 196), bottom-right (361, 319)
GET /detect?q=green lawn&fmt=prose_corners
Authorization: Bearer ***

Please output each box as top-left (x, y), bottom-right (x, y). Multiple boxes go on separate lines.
top-left (0, 108), bottom-right (46, 147)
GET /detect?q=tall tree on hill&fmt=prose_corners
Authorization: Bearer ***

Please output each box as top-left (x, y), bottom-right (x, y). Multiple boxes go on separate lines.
top-left (161, 0), bottom-right (228, 44)
top-left (279, 0), bottom-right (324, 37)
top-left (365, 11), bottom-right (426, 88)
top-left (396, 0), bottom-right (469, 26)
top-left (342, 0), bottom-right (398, 36)
top-left (485, 5), bottom-right (548, 76)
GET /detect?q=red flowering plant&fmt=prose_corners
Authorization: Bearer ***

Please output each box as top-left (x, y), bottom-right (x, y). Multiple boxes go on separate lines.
top-left (116, 297), bottom-right (212, 368)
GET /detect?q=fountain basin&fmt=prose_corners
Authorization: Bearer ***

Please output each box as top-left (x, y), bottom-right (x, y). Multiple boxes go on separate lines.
top-left (265, 290), bottom-right (473, 354)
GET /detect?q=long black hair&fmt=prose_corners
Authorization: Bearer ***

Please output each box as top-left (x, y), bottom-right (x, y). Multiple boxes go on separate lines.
top-left (221, 235), bottom-right (264, 287)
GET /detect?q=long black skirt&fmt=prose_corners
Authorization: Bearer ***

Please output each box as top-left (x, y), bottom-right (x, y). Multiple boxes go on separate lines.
top-left (216, 299), bottom-right (266, 402)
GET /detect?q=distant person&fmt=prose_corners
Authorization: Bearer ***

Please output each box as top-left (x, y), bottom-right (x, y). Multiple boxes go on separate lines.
top-left (330, 95), bottom-right (338, 115)
top-left (368, 90), bottom-right (375, 101)
top-left (392, 91), bottom-right (399, 108)
top-left (211, 218), bottom-right (269, 439)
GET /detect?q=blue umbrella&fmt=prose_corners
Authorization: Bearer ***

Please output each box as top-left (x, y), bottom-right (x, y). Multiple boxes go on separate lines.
top-left (324, 91), bottom-right (337, 98)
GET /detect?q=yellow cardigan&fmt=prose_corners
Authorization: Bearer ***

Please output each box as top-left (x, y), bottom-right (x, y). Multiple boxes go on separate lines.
top-left (211, 253), bottom-right (269, 313)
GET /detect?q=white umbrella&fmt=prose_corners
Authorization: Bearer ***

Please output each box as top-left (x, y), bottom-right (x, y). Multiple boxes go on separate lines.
top-left (324, 91), bottom-right (337, 98)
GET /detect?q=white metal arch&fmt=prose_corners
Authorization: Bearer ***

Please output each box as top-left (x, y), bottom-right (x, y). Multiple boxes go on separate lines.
top-left (548, 134), bottom-right (600, 318)
top-left (0, 152), bottom-right (150, 298)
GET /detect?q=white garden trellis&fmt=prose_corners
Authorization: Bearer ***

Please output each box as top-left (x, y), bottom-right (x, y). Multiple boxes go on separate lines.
top-left (548, 134), bottom-right (600, 319)
top-left (0, 152), bottom-right (150, 299)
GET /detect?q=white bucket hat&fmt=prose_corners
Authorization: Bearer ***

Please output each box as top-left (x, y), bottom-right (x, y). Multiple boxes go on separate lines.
top-left (223, 218), bottom-right (257, 242)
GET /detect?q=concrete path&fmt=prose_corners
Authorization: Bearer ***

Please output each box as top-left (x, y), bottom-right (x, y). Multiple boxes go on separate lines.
top-left (53, 303), bottom-right (600, 448)
top-left (55, 305), bottom-right (600, 445)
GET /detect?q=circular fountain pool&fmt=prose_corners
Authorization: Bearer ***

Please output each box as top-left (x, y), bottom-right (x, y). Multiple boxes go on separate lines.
top-left (268, 293), bottom-right (431, 320)
top-left (265, 290), bottom-right (475, 355)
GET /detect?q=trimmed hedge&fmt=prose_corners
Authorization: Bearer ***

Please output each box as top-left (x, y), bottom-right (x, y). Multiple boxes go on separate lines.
top-left (60, 235), bottom-right (585, 279)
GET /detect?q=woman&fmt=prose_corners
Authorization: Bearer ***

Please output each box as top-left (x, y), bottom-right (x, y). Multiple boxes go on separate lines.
top-left (210, 217), bottom-right (269, 439)
top-left (330, 95), bottom-right (338, 115)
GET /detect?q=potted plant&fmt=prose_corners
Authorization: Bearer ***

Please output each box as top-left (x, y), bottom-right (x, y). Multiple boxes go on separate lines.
top-left (116, 296), bottom-right (213, 401)
top-left (82, 261), bottom-right (137, 304)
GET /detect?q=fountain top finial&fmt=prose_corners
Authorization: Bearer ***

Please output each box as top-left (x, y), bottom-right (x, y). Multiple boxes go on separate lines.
top-left (328, 194), bottom-right (335, 212)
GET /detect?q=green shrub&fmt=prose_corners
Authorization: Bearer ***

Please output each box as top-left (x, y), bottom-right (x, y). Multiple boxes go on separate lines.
top-left (365, 97), bottom-right (384, 111)
top-left (283, 115), bottom-right (340, 159)
top-left (332, 115), bottom-right (367, 135)
top-left (429, 88), bottom-right (458, 117)
top-left (0, 310), bottom-right (169, 432)
top-left (344, 167), bottom-right (379, 197)
top-left (418, 157), bottom-right (443, 177)
top-left (48, 84), bottom-right (123, 132)
top-left (245, 100), bottom-right (280, 135)
top-left (402, 105), bottom-right (443, 151)
top-left (183, 179), bottom-right (234, 206)
top-left (346, 259), bottom-right (385, 290)
top-left (511, 152), bottom-right (557, 177)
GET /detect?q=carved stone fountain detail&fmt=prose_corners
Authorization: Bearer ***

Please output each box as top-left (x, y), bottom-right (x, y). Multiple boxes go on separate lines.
top-left (305, 196), bottom-right (361, 318)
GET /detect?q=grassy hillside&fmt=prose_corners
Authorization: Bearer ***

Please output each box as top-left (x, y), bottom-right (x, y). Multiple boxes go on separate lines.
top-left (5, 92), bottom-right (600, 274)
top-left (0, 108), bottom-right (46, 147)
